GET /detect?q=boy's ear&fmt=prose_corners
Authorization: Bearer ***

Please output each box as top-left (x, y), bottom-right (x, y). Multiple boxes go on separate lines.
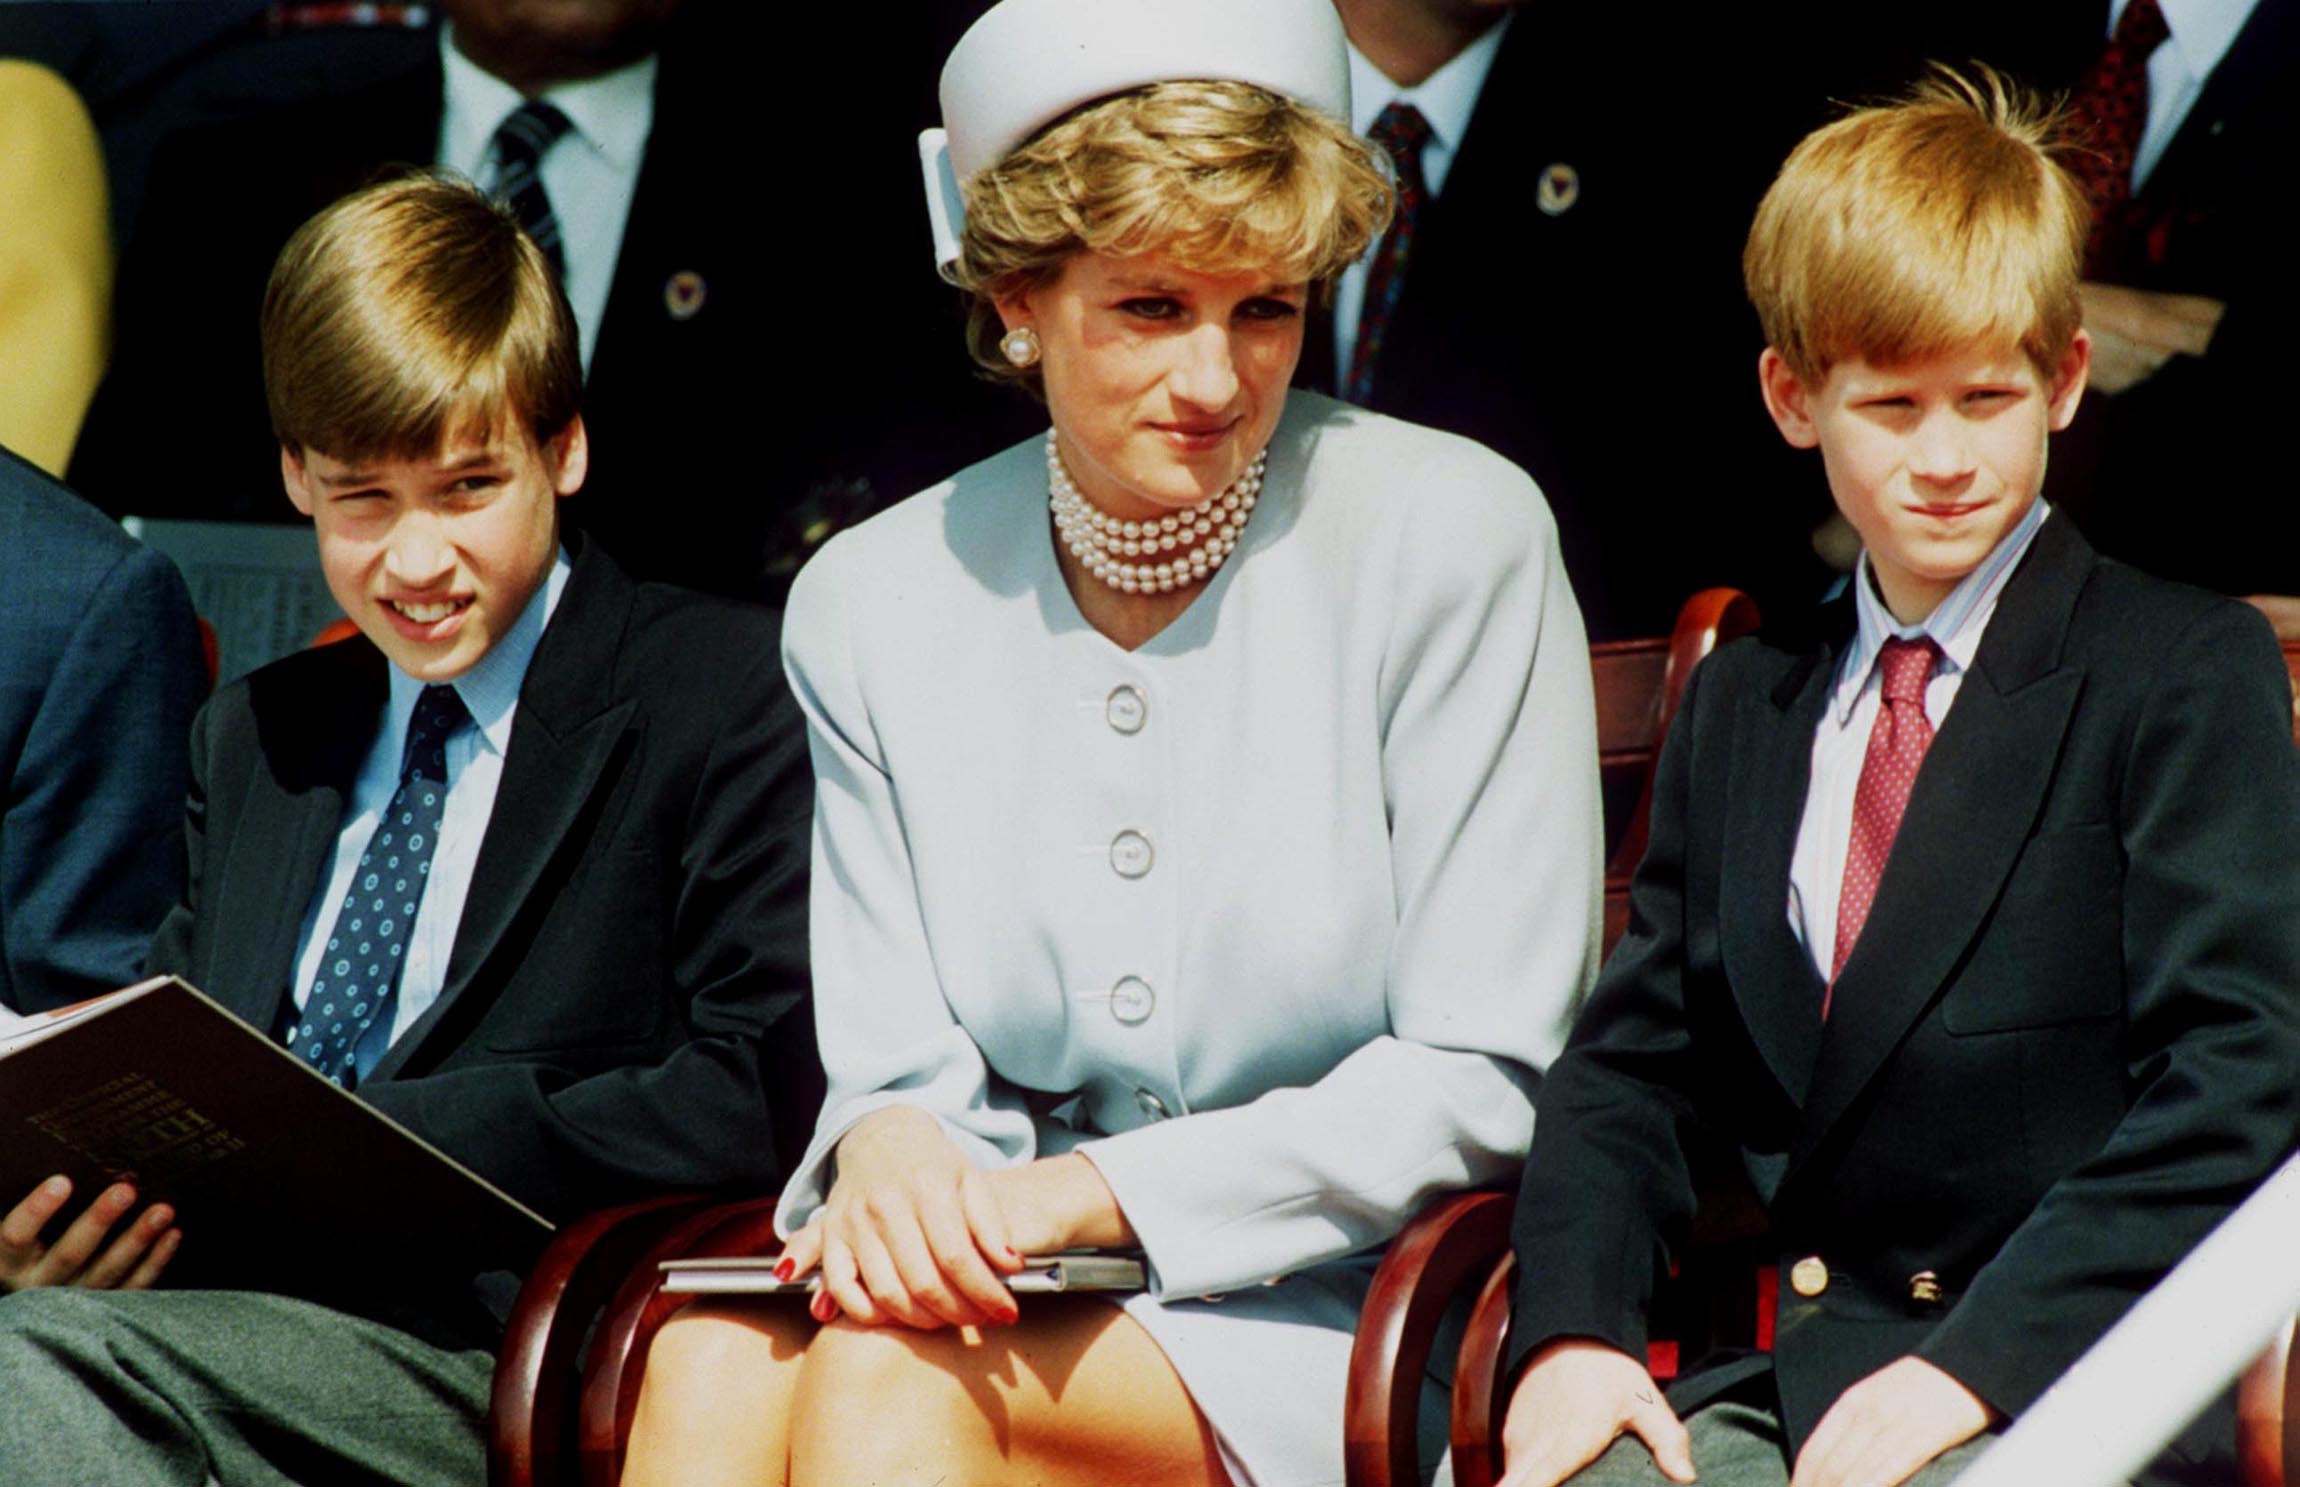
top-left (2046, 329), bottom-right (2092, 433)
top-left (280, 446), bottom-right (316, 516)
top-left (1758, 348), bottom-right (1821, 449)
top-left (544, 415), bottom-right (589, 498)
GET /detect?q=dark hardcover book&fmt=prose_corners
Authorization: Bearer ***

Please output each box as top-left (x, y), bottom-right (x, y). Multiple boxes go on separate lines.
top-left (0, 976), bottom-right (551, 1289)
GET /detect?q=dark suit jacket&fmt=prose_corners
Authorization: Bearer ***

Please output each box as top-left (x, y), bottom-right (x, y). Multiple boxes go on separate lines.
top-left (2047, 0), bottom-right (2299, 595)
top-left (1506, 515), bottom-right (2300, 1466)
top-left (1298, 11), bottom-right (1830, 640)
top-left (144, 540), bottom-right (817, 1336)
top-left (0, 444), bottom-right (204, 1013)
top-left (65, 11), bottom-right (1012, 601)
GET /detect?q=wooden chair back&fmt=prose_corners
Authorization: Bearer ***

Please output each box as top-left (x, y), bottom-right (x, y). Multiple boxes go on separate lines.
top-left (1593, 588), bottom-right (1760, 952)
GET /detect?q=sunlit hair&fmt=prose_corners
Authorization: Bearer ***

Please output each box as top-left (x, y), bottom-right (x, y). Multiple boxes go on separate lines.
top-left (955, 79), bottom-right (1394, 383)
top-left (262, 170), bottom-right (581, 460)
top-left (1743, 64), bottom-right (2088, 384)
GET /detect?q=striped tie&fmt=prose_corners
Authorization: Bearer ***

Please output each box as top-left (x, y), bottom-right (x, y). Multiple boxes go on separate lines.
top-left (489, 98), bottom-right (574, 276)
top-left (1346, 103), bottom-right (1433, 405)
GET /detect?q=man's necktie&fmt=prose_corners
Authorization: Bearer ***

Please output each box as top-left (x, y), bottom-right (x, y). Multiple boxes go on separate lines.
top-left (488, 98), bottom-right (575, 276)
top-left (2065, 0), bottom-right (2171, 277)
top-left (1829, 637), bottom-right (1941, 1000)
top-left (285, 685), bottom-right (469, 1087)
top-left (1346, 102), bottom-right (1433, 406)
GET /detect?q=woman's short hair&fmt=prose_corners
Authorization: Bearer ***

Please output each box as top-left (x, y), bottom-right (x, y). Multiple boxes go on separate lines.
top-left (261, 169), bottom-right (581, 459)
top-left (955, 79), bottom-right (1393, 383)
top-left (1743, 65), bottom-right (2089, 384)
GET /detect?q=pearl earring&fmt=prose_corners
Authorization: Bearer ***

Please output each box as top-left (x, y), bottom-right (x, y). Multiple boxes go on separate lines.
top-left (999, 326), bottom-right (1042, 369)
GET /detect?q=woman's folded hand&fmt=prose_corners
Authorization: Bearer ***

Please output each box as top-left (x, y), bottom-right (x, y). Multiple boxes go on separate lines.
top-left (782, 1105), bottom-right (1025, 1330)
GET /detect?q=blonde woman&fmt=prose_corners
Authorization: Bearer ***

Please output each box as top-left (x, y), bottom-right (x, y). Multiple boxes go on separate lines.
top-left (622, 2), bottom-right (1600, 1483)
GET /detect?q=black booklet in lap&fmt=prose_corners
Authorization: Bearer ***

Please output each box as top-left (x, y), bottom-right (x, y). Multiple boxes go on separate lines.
top-left (0, 976), bottom-right (551, 1289)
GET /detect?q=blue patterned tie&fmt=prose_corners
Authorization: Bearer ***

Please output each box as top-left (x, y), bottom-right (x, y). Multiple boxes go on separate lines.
top-left (286, 685), bottom-right (468, 1087)
top-left (488, 98), bottom-right (573, 276)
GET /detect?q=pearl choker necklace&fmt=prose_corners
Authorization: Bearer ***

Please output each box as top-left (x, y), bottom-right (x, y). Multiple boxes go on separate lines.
top-left (1046, 435), bottom-right (1264, 594)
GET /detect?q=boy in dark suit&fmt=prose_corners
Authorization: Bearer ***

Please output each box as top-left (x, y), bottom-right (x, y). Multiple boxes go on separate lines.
top-left (1494, 70), bottom-right (2300, 1487)
top-left (0, 172), bottom-right (817, 1484)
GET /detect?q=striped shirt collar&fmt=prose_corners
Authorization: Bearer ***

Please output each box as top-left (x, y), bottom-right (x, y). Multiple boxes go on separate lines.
top-left (1832, 499), bottom-right (2050, 724)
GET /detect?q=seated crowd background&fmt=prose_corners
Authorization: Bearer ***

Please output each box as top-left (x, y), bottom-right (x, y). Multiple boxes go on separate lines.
top-left (0, 1), bottom-right (2294, 1485)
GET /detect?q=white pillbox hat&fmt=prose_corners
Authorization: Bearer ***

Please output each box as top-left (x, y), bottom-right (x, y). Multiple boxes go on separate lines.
top-left (919, 0), bottom-right (1352, 281)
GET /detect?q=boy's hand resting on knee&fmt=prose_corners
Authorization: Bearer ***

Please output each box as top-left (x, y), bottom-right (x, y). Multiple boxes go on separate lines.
top-left (1497, 1338), bottom-right (1695, 1487)
top-left (0, 1175), bottom-right (180, 1292)
top-left (1789, 1356), bottom-right (1995, 1487)
top-left (780, 1106), bottom-right (1133, 1332)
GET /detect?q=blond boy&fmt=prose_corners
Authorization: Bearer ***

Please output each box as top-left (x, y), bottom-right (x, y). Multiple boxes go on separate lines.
top-left (1496, 71), bottom-right (2300, 1487)
top-left (0, 174), bottom-right (816, 1485)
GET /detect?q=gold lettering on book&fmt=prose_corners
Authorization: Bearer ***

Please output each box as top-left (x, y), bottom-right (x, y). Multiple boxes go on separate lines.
top-left (27, 1073), bottom-right (246, 1184)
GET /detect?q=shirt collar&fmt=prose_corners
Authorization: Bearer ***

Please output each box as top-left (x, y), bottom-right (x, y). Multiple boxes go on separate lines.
top-left (1832, 499), bottom-right (2051, 724)
top-left (384, 546), bottom-right (573, 758)
top-left (2116, 0), bottom-right (2257, 82)
top-left (1347, 11), bottom-right (1513, 159)
top-left (439, 26), bottom-right (658, 177)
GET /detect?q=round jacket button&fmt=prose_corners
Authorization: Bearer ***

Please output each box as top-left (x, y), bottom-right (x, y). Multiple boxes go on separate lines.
top-left (1908, 1270), bottom-right (1944, 1305)
top-left (1106, 685), bottom-right (1147, 734)
top-left (1109, 830), bottom-right (1154, 878)
top-left (1110, 976), bottom-right (1155, 1024)
top-left (1135, 1087), bottom-right (1170, 1121)
top-left (1789, 1256), bottom-right (1830, 1298)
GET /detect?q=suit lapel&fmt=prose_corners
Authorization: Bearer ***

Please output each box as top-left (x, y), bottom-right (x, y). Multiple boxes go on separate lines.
top-left (216, 645), bottom-right (388, 1032)
top-left (368, 545), bottom-right (641, 1079)
top-left (1791, 519), bottom-right (2095, 1166)
top-left (1719, 634), bottom-right (1839, 1109)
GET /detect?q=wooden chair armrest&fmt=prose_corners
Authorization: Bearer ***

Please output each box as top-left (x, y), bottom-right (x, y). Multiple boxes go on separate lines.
top-left (487, 1192), bottom-right (717, 1487)
top-left (2239, 1314), bottom-right (2299, 1487)
top-left (1344, 1189), bottom-right (1516, 1487)
top-left (577, 1194), bottom-right (784, 1487)
top-left (1450, 1252), bottom-right (1518, 1487)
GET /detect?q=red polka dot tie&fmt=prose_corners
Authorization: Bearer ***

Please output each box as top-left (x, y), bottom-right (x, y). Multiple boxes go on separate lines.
top-left (2065, 0), bottom-right (2171, 277)
top-left (1829, 637), bottom-right (1941, 1003)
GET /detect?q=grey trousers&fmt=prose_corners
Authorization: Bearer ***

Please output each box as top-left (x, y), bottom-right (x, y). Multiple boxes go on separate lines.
top-left (0, 1288), bottom-right (493, 1487)
top-left (1567, 1400), bottom-right (1998, 1487)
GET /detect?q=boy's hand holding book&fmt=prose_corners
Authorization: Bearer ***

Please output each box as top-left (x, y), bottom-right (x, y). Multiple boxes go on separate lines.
top-left (0, 1174), bottom-right (180, 1293)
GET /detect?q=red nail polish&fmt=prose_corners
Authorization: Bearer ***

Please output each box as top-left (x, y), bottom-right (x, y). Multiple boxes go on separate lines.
top-left (773, 1257), bottom-right (796, 1282)
top-left (810, 1289), bottom-right (835, 1322)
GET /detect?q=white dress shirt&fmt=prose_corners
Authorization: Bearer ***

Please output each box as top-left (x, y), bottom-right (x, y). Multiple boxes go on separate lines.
top-left (2109, 0), bottom-right (2260, 187)
top-left (290, 549), bottom-right (571, 1071)
top-left (1788, 501), bottom-right (2051, 979)
top-left (436, 29), bottom-right (656, 372)
top-left (1332, 14), bottom-right (1514, 375)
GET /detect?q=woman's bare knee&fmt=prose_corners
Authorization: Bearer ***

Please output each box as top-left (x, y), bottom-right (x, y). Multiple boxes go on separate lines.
top-left (623, 1301), bottom-right (812, 1487)
top-left (789, 1305), bottom-right (1227, 1487)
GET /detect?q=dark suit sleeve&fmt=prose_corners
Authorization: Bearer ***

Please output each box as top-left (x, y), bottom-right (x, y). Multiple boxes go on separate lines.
top-left (1505, 659), bottom-right (1713, 1378)
top-left (143, 683), bottom-right (218, 988)
top-left (6, 542), bottom-right (204, 1011)
top-left (1917, 601), bottom-right (2300, 1415)
top-left (360, 640), bottom-right (817, 1220)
